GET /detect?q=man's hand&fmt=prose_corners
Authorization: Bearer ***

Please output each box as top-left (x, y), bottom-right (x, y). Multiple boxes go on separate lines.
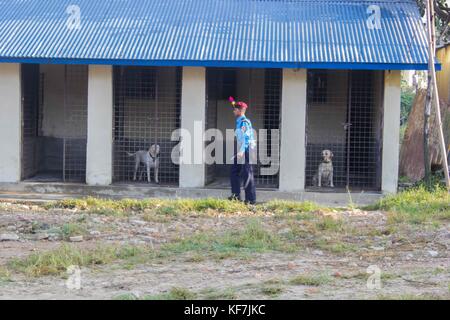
top-left (237, 151), bottom-right (244, 159)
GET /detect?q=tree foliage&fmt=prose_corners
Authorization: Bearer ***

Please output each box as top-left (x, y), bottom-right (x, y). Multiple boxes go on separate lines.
top-left (416, 0), bottom-right (450, 44)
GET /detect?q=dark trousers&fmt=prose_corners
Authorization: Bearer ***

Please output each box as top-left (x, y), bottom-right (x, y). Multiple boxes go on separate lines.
top-left (230, 150), bottom-right (256, 202)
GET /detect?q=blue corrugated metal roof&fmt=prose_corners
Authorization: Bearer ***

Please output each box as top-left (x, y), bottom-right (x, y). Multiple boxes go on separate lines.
top-left (0, 0), bottom-right (431, 70)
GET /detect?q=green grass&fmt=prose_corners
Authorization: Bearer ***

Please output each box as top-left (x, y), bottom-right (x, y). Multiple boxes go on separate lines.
top-left (366, 186), bottom-right (450, 224)
top-left (7, 244), bottom-right (150, 277)
top-left (46, 197), bottom-right (327, 218)
top-left (115, 287), bottom-right (238, 301)
top-left (162, 219), bottom-right (296, 257)
top-left (260, 200), bottom-right (322, 215)
top-left (113, 293), bottom-right (140, 300)
top-left (377, 293), bottom-right (447, 300)
top-left (313, 238), bottom-right (358, 254)
top-left (260, 285), bottom-right (284, 297)
top-left (313, 216), bottom-right (345, 232)
top-left (6, 220), bottom-right (298, 278)
top-left (48, 197), bottom-right (250, 216)
top-left (199, 288), bottom-right (238, 300)
top-left (290, 273), bottom-right (333, 286)
top-left (59, 223), bottom-right (88, 240)
top-left (142, 287), bottom-right (198, 300)
top-left (0, 266), bottom-right (11, 283)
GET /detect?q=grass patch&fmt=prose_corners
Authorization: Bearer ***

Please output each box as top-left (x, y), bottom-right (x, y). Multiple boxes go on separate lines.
top-left (115, 287), bottom-right (237, 300)
top-left (313, 238), bottom-right (357, 254)
top-left (261, 200), bottom-right (321, 215)
top-left (290, 273), bottom-right (333, 286)
top-left (8, 244), bottom-right (150, 277)
top-left (113, 293), bottom-right (139, 300)
top-left (366, 186), bottom-right (450, 224)
top-left (200, 288), bottom-right (238, 300)
top-left (48, 197), bottom-right (250, 216)
top-left (46, 197), bottom-right (327, 218)
top-left (313, 216), bottom-right (345, 232)
top-left (377, 293), bottom-right (447, 300)
top-left (0, 266), bottom-right (11, 283)
top-left (59, 223), bottom-right (88, 240)
top-left (143, 287), bottom-right (198, 300)
top-left (162, 219), bottom-right (296, 257)
top-left (261, 285), bottom-right (284, 297)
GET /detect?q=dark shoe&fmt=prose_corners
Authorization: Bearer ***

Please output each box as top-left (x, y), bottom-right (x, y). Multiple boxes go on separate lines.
top-left (228, 195), bottom-right (242, 201)
top-left (244, 200), bottom-right (256, 205)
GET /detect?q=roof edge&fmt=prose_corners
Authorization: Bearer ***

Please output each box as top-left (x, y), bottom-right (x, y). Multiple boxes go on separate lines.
top-left (0, 57), bottom-right (437, 71)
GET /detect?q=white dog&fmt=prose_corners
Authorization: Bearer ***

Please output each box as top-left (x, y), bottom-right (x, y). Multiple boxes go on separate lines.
top-left (313, 150), bottom-right (334, 188)
top-left (126, 144), bottom-right (160, 184)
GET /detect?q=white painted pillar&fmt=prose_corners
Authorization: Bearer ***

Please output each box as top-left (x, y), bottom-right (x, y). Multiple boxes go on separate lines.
top-left (382, 70), bottom-right (401, 194)
top-left (86, 65), bottom-right (113, 186)
top-left (0, 64), bottom-right (21, 183)
top-left (179, 67), bottom-right (206, 188)
top-left (279, 69), bottom-right (307, 192)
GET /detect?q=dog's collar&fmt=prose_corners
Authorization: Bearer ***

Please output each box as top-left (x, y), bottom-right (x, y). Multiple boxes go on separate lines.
top-left (149, 153), bottom-right (159, 161)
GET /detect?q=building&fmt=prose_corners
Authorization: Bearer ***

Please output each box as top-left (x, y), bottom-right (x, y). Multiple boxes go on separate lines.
top-left (437, 43), bottom-right (450, 104)
top-left (0, 0), bottom-right (433, 201)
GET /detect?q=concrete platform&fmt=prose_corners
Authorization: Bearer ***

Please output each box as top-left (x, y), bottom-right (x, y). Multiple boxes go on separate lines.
top-left (0, 182), bottom-right (384, 207)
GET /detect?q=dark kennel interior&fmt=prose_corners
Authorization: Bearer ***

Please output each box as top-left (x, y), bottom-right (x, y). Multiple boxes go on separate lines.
top-left (305, 70), bottom-right (384, 191)
top-left (21, 64), bottom-right (88, 183)
top-left (205, 68), bottom-right (282, 189)
top-left (113, 67), bottom-right (181, 185)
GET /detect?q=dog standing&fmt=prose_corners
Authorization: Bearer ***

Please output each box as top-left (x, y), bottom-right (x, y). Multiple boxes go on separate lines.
top-left (312, 150), bottom-right (334, 188)
top-left (126, 144), bottom-right (160, 184)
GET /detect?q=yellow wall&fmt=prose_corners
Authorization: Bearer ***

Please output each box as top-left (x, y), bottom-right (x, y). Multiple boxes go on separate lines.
top-left (437, 45), bottom-right (450, 103)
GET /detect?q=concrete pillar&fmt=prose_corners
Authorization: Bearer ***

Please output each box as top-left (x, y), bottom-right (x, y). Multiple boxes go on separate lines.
top-left (180, 67), bottom-right (206, 188)
top-left (86, 65), bottom-right (113, 186)
top-left (382, 70), bottom-right (401, 194)
top-left (279, 69), bottom-right (307, 192)
top-left (0, 64), bottom-right (21, 183)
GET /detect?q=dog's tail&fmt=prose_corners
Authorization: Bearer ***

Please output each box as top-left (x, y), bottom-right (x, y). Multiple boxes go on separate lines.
top-left (125, 152), bottom-right (136, 157)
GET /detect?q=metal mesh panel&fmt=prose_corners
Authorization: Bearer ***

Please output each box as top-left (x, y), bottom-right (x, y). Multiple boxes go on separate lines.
top-left (205, 68), bottom-right (281, 188)
top-left (305, 70), bottom-right (383, 191)
top-left (21, 64), bottom-right (40, 180)
top-left (113, 67), bottom-right (181, 185)
top-left (21, 64), bottom-right (87, 183)
top-left (63, 65), bottom-right (88, 182)
top-left (205, 70), bottom-right (219, 185)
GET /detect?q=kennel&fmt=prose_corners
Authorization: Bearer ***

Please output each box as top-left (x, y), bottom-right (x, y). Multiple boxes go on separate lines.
top-left (113, 66), bottom-right (182, 186)
top-left (21, 64), bottom-right (88, 182)
top-left (305, 70), bottom-right (384, 191)
top-left (205, 68), bottom-right (282, 189)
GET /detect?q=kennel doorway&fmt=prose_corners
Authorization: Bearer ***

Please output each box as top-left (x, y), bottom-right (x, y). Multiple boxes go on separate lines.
top-left (113, 67), bottom-right (181, 186)
top-left (205, 68), bottom-right (282, 189)
top-left (21, 64), bottom-right (88, 182)
top-left (305, 70), bottom-right (384, 191)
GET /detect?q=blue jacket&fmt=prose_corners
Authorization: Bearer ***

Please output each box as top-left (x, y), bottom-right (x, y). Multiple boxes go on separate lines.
top-left (235, 115), bottom-right (256, 154)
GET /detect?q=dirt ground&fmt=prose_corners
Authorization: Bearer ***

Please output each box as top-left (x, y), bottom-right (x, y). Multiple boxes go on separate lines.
top-left (0, 201), bottom-right (449, 300)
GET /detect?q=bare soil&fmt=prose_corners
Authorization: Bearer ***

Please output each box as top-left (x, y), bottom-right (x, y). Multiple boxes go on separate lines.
top-left (0, 202), bottom-right (448, 300)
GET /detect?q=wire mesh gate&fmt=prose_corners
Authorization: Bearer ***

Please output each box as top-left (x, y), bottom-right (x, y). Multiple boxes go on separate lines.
top-left (21, 64), bottom-right (40, 180)
top-left (113, 67), bottom-right (181, 185)
top-left (205, 68), bottom-right (282, 189)
top-left (63, 65), bottom-right (88, 182)
top-left (305, 70), bottom-right (383, 191)
top-left (21, 64), bottom-right (88, 182)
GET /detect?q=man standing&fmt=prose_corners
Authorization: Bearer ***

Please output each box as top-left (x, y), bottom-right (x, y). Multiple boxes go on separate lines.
top-left (228, 97), bottom-right (257, 205)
